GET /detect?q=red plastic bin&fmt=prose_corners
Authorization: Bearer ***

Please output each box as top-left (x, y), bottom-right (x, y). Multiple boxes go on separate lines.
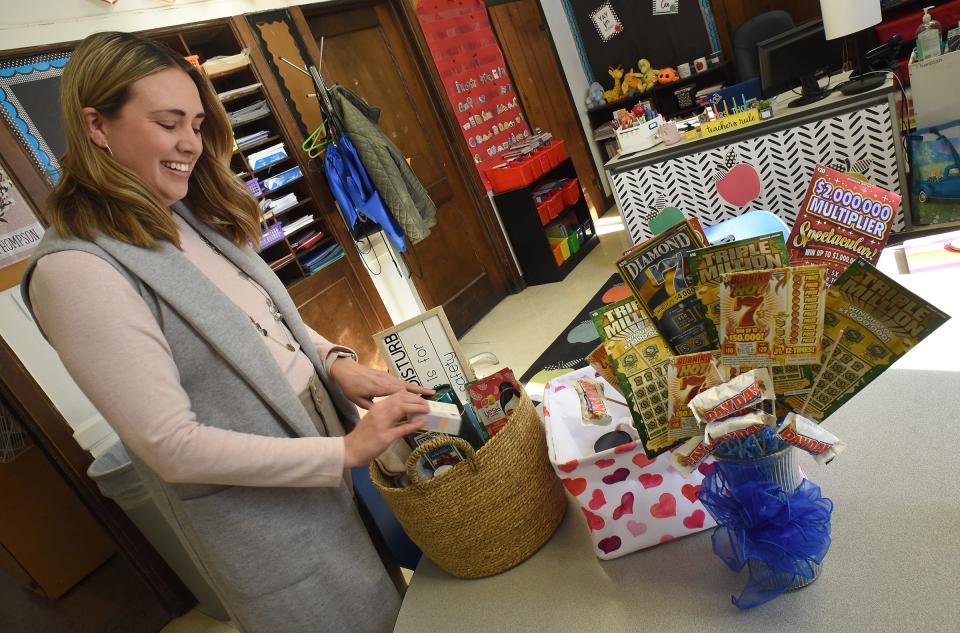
top-left (535, 199), bottom-right (552, 225)
top-left (560, 178), bottom-right (580, 206)
top-left (545, 140), bottom-right (568, 168)
top-left (486, 156), bottom-right (538, 193)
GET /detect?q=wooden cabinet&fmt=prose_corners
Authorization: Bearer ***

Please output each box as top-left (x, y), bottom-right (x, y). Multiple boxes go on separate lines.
top-left (494, 158), bottom-right (598, 286)
top-left (149, 22), bottom-right (392, 356)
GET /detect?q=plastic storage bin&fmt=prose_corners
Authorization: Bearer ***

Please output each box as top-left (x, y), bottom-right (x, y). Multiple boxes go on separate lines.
top-left (561, 178), bottom-right (580, 206)
top-left (88, 442), bottom-right (229, 621)
top-left (486, 155), bottom-right (538, 193)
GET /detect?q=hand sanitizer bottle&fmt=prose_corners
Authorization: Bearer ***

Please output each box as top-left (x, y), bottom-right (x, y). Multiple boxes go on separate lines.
top-left (916, 6), bottom-right (943, 61)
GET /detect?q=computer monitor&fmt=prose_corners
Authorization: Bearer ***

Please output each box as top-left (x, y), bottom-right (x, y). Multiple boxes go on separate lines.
top-left (758, 19), bottom-right (844, 107)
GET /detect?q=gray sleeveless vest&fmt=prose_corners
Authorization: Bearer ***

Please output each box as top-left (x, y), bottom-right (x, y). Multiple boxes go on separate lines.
top-left (21, 203), bottom-right (399, 633)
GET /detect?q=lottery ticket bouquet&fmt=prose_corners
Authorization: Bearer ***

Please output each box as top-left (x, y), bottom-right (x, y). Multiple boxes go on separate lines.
top-left (598, 166), bottom-right (949, 609)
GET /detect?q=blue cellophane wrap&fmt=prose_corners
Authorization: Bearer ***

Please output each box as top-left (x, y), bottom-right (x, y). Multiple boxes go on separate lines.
top-left (697, 454), bottom-right (833, 609)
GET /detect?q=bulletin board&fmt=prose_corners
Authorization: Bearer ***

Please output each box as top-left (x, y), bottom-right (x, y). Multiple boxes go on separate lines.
top-left (562, 0), bottom-right (720, 83)
top-left (416, 0), bottom-right (532, 190)
top-left (0, 52), bottom-right (71, 184)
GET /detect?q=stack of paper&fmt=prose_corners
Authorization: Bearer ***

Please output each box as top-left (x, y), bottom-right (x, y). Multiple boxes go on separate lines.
top-left (218, 83), bottom-right (262, 102)
top-left (228, 100), bottom-right (270, 126)
top-left (202, 50), bottom-right (250, 76)
top-left (236, 130), bottom-right (270, 149)
top-left (282, 215), bottom-right (314, 236)
top-left (302, 244), bottom-right (345, 273)
top-left (247, 143), bottom-right (287, 170)
top-left (261, 193), bottom-right (299, 220)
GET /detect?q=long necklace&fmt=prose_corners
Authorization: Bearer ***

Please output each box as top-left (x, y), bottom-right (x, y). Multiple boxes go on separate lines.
top-left (193, 227), bottom-right (297, 352)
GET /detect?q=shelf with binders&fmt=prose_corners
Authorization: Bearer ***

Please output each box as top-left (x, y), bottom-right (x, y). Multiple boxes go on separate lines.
top-left (152, 22), bottom-right (345, 289)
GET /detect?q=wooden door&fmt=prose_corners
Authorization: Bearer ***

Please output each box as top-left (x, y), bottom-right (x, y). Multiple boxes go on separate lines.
top-left (300, 3), bottom-right (509, 335)
top-left (487, 0), bottom-right (607, 218)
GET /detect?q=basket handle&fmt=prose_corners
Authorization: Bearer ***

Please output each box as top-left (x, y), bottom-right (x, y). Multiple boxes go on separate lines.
top-left (406, 435), bottom-right (477, 485)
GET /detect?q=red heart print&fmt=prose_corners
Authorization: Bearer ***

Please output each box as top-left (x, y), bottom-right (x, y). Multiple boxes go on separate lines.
top-left (596, 458), bottom-right (616, 469)
top-left (683, 509), bottom-right (706, 529)
top-left (681, 484), bottom-right (701, 503)
top-left (602, 468), bottom-right (630, 485)
top-left (580, 507), bottom-right (605, 531)
top-left (562, 477), bottom-right (587, 496)
top-left (638, 473), bottom-right (663, 489)
top-left (543, 405), bottom-right (550, 418)
top-left (557, 460), bottom-right (578, 473)
top-left (597, 535), bottom-right (622, 554)
top-left (553, 385), bottom-right (567, 392)
top-left (698, 462), bottom-right (717, 477)
top-left (614, 441), bottom-right (638, 454)
top-left (650, 493), bottom-right (677, 518)
top-left (659, 534), bottom-right (675, 544)
top-left (612, 492), bottom-right (634, 520)
top-left (588, 489), bottom-right (606, 510)
top-left (632, 453), bottom-right (656, 468)
top-left (626, 520), bottom-right (647, 536)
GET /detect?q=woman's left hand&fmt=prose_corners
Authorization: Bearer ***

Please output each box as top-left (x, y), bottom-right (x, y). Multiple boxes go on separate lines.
top-left (329, 358), bottom-right (434, 409)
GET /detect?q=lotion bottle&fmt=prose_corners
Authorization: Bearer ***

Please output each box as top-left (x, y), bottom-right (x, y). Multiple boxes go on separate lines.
top-left (916, 6), bottom-right (943, 60)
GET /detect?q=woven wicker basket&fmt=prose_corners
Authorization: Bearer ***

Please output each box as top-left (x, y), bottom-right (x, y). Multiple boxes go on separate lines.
top-left (369, 392), bottom-right (566, 578)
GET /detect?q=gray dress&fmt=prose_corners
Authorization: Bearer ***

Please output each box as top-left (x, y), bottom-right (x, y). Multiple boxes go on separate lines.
top-left (21, 204), bottom-right (400, 633)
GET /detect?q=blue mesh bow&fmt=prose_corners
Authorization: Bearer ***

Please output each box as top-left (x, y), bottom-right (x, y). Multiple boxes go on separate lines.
top-left (697, 461), bottom-right (833, 609)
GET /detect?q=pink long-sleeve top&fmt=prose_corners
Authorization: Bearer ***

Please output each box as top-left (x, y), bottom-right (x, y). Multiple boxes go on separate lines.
top-left (29, 214), bottom-right (351, 488)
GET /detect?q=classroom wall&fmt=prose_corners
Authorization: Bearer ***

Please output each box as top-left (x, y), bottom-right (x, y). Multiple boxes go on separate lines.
top-left (538, 0), bottom-right (612, 198)
top-left (0, 0), bottom-right (331, 50)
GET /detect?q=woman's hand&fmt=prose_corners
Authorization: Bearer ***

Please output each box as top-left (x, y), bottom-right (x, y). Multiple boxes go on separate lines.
top-left (343, 391), bottom-right (430, 468)
top-left (329, 357), bottom-right (434, 409)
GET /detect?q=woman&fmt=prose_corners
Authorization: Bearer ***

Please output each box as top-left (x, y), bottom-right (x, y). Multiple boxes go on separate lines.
top-left (21, 31), bottom-right (431, 633)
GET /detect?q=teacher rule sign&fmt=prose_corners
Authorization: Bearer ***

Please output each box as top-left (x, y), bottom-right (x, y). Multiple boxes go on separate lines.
top-left (787, 164), bottom-right (901, 285)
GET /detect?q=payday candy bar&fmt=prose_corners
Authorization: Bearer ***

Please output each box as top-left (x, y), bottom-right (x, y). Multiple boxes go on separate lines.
top-left (704, 411), bottom-right (774, 449)
top-left (669, 434), bottom-right (713, 477)
top-left (777, 413), bottom-right (846, 464)
top-left (690, 368), bottom-right (773, 426)
top-left (575, 378), bottom-right (612, 425)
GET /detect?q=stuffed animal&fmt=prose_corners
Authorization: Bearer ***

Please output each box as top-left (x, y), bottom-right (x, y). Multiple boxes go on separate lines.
top-left (637, 58), bottom-right (659, 93)
top-left (621, 68), bottom-right (643, 97)
top-left (585, 81), bottom-right (606, 108)
top-left (657, 67), bottom-right (680, 84)
top-left (603, 66), bottom-right (626, 103)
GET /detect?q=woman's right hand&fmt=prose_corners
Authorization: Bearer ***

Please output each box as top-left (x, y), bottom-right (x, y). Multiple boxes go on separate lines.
top-left (343, 391), bottom-right (430, 469)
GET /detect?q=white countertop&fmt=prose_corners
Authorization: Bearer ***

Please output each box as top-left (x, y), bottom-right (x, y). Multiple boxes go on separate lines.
top-left (394, 247), bottom-right (960, 633)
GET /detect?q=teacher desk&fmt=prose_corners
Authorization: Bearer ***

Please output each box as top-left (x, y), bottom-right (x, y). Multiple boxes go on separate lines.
top-left (604, 73), bottom-right (912, 247)
top-left (394, 248), bottom-right (959, 633)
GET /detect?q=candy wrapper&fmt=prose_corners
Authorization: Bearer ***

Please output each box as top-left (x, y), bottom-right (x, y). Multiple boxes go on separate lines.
top-left (668, 434), bottom-right (713, 477)
top-left (689, 368), bottom-right (774, 427)
top-left (591, 297), bottom-right (674, 457)
top-left (666, 351), bottom-right (734, 440)
top-left (776, 413), bottom-right (845, 464)
top-left (688, 233), bottom-right (790, 347)
top-left (616, 220), bottom-right (712, 355)
top-left (787, 164), bottom-right (900, 285)
top-left (543, 367), bottom-right (716, 559)
top-left (704, 411), bottom-right (775, 449)
top-left (719, 265), bottom-right (826, 367)
top-left (574, 378), bottom-right (612, 425)
top-left (782, 259), bottom-right (950, 421)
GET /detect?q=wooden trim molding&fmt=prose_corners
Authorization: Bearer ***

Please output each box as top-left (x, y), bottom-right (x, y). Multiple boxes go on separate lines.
top-left (392, 0), bottom-right (524, 293)
top-left (0, 337), bottom-right (195, 615)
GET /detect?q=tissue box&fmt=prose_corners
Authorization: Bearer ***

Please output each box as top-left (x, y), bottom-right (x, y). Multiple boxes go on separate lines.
top-left (543, 367), bottom-right (715, 560)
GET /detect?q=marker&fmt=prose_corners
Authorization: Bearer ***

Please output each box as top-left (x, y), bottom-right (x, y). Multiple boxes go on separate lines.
top-left (723, 100), bottom-right (729, 116)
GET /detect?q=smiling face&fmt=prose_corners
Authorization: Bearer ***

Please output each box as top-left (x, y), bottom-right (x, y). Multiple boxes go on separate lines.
top-left (86, 67), bottom-right (205, 206)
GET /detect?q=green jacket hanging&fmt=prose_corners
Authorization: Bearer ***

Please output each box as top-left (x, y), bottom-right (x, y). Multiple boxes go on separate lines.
top-left (329, 86), bottom-right (437, 243)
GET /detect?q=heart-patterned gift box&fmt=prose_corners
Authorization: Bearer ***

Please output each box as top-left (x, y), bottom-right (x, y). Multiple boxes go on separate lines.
top-left (544, 366), bottom-right (716, 559)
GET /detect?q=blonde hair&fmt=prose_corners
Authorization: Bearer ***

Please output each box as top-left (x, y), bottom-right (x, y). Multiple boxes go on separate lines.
top-left (47, 31), bottom-right (261, 249)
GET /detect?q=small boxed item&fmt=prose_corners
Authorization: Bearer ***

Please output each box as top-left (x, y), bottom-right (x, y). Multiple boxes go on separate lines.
top-left (247, 143), bottom-right (287, 170)
top-left (466, 368), bottom-right (523, 439)
top-left (413, 400), bottom-right (462, 435)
